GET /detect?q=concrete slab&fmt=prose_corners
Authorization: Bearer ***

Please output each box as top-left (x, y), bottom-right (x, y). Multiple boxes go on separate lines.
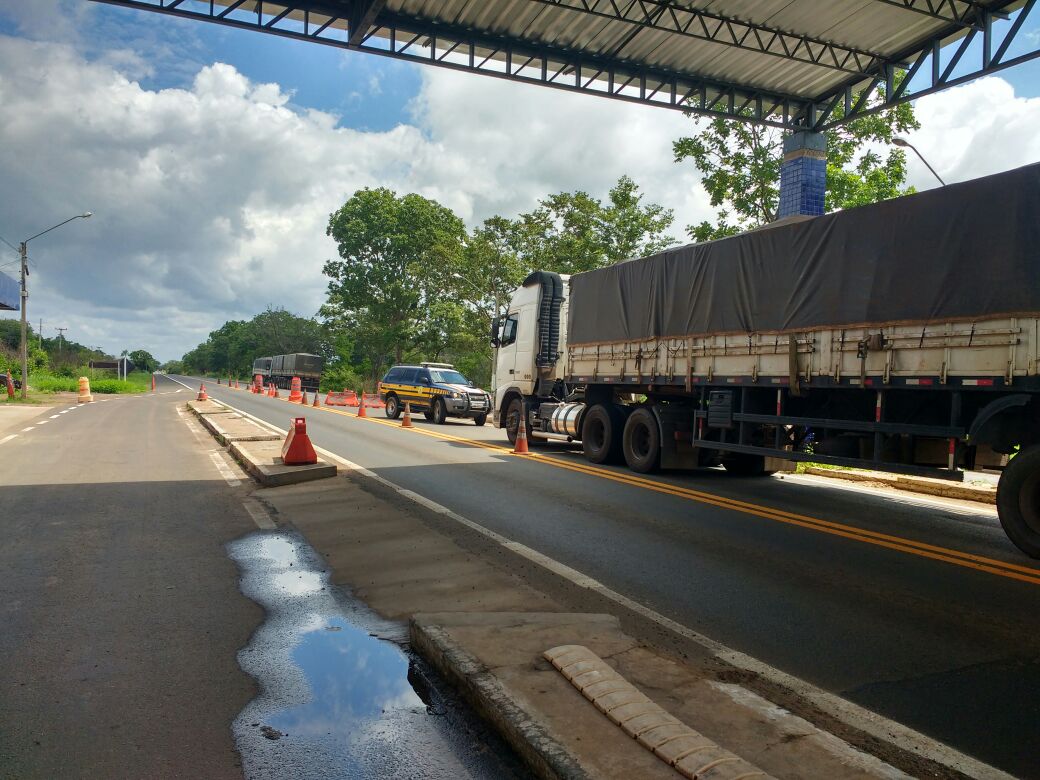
top-left (803, 467), bottom-right (996, 504)
top-left (229, 439), bottom-right (336, 487)
top-left (186, 399), bottom-right (233, 416)
top-left (0, 405), bottom-right (55, 436)
top-left (412, 612), bottom-right (910, 780)
top-left (199, 412), bottom-right (281, 446)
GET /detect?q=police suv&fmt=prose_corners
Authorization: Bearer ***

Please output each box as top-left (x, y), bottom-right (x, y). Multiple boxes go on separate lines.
top-left (379, 362), bottom-right (491, 425)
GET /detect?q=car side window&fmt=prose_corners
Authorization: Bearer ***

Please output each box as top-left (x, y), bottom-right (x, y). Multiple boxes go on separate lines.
top-left (500, 313), bottom-right (519, 347)
top-left (399, 368), bottom-right (418, 383)
top-left (385, 368), bottom-right (402, 383)
top-left (418, 370), bottom-right (431, 385)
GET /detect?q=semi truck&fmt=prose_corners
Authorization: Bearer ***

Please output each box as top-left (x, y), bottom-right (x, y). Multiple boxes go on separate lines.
top-left (491, 163), bottom-right (1040, 558)
top-left (251, 353), bottom-right (324, 391)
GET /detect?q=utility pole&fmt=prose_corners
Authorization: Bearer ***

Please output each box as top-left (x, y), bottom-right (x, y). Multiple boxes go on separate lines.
top-left (19, 241), bottom-right (27, 400)
top-left (56, 327), bottom-right (67, 361)
top-left (39, 318), bottom-right (43, 349)
top-left (17, 212), bottom-right (92, 400)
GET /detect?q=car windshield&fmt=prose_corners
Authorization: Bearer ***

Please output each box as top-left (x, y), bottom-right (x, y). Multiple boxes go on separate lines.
top-left (428, 369), bottom-right (470, 386)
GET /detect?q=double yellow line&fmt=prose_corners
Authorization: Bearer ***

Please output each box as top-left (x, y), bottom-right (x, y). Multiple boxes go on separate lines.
top-left (256, 389), bottom-right (1040, 587)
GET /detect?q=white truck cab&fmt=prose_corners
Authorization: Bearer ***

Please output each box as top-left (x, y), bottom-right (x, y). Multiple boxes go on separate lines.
top-left (492, 272), bottom-right (569, 426)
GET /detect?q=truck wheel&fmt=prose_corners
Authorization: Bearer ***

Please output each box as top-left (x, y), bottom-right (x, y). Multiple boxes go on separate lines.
top-left (623, 407), bottom-right (661, 473)
top-left (385, 394), bottom-right (401, 419)
top-left (582, 404), bottom-right (624, 464)
top-left (424, 410), bottom-right (434, 421)
top-left (473, 413), bottom-right (487, 426)
top-left (997, 445), bottom-right (1040, 558)
top-left (722, 453), bottom-right (776, 476)
top-left (432, 398), bottom-right (447, 425)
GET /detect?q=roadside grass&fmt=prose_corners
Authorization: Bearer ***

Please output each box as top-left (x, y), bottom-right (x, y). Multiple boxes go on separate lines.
top-left (27, 370), bottom-right (153, 395)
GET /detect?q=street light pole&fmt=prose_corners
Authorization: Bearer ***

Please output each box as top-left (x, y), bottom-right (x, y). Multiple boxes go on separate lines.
top-left (18, 213), bottom-right (92, 399)
top-left (892, 137), bottom-right (946, 187)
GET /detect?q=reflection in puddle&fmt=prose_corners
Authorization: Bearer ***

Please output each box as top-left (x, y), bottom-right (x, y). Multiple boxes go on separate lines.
top-left (228, 530), bottom-right (526, 780)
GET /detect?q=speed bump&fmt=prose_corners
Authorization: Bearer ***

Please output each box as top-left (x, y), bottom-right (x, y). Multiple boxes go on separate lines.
top-left (545, 645), bottom-right (772, 780)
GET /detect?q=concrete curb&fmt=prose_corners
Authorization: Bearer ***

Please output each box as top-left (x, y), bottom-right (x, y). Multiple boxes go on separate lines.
top-left (410, 616), bottom-right (590, 780)
top-left (803, 467), bottom-right (996, 505)
top-left (198, 411), bottom-right (281, 447)
top-left (228, 440), bottom-right (336, 487)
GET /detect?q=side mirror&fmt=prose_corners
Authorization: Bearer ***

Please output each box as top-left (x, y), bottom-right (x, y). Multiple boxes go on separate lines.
top-left (490, 316), bottom-right (501, 347)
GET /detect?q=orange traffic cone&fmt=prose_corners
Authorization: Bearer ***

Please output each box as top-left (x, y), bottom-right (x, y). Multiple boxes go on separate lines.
top-left (151, 374), bottom-right (156, 393)
top-left (513, 412), bottom-right (530, 454)
top-left (401, 401), bottom-right (413, 428)
top-left (312, 392), bottom-right (320, 408)
top-left (357, 398), bottom-right (367, 417)
top-left (300, 390), bottom-right (309, 405)
top-left (281, 417), bottom-right (317, 465)
top-left (6, 372), bottom-right (16, 399)
top-left (197, 383), bottom-right (209, 402)
top-left (273, 384), bottom-right (280, 399)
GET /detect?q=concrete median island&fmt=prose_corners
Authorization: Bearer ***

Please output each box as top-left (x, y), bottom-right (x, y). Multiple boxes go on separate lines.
top-left (186, 400), bottom-right (336, 487)
top-left (243, 473), bottom-right (956, 780)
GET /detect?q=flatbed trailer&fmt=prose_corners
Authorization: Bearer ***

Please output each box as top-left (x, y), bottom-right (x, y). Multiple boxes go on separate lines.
top-left (492, 163), bottom-right (1040, 557)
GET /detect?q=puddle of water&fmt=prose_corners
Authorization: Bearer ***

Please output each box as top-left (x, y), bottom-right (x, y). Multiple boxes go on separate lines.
top-left (229, 530), bottom-right (528, 780)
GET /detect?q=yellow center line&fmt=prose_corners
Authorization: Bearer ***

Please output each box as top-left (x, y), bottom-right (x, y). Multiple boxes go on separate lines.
top-left (235, 388), bottom-right (1040, 586)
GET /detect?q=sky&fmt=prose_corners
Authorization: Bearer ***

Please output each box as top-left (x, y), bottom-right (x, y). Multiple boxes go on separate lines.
top-left (0, 1), bottom-right (1038, 362)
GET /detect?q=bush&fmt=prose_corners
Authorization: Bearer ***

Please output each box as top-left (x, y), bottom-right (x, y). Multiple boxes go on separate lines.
top-left (91, 379), bottom-right (140, 394)
top-left (29, 374), bottom-right (79, 393)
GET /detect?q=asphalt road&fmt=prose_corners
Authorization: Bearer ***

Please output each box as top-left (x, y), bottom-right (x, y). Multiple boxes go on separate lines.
top-left (0, 380), bottom-right (261, 778)
top-left (183, 376), bottom-right (1040, 777)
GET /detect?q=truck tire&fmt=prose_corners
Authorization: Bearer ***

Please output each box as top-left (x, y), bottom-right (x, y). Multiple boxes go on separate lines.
top-left (473, 413), bottom-right (488, 426)
top-left (582, 404), bottom-right (624, 464)
top-left (997, 445), bottom-right (1040, 558)
top-left (722, 453), bottom-right (776, 476)
top-left (385, 394), bottom-right (401, 419)
top-left (623, 407), bottom-right (661, 473)
top-left (431, 398), bottom-right (448, 425)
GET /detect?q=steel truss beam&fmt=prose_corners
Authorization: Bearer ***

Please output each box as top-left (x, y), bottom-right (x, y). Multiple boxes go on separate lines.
top-left (804, 0), bottom-right (1039, 129)
top-left (869, 0), bottom-right (1002, 27)
top-left (526, 0), bottom-right (885, 76)
top-left (88, 0), bottom-right (1040, 131)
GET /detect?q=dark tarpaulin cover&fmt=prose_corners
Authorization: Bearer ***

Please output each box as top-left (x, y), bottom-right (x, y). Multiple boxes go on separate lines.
top-left (567, 162), bottom-right (1040, 346)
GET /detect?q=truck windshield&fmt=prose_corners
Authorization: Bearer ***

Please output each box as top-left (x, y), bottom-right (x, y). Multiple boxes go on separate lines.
top-left (429, 369), bottom-right (470, 386)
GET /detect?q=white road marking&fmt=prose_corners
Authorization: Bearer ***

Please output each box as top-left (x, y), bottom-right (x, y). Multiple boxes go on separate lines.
top-left (49, 414), bottom-right (59, 419)
top-left (21, 427), bottom-right (34, 433)
top-left (0, 434), bottom-right (17, 444)
top-left (785, 473), bottom-right (997, 517)
top-left (242, 498), bottom-right (276, 530)
top-left (36, 420), bottom-right (48, 425)
top-left (208, 451), bottom-right (241, 486)
top-left (204, 396), bottom-right (1009, 780)
top-left (59, 410), bottom-right (69, 414)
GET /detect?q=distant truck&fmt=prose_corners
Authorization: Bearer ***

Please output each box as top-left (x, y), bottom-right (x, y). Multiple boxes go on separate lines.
top-left (491, 163), bottom-right (1040, 558)
top-left (251, 353), bottom-right (324, 392)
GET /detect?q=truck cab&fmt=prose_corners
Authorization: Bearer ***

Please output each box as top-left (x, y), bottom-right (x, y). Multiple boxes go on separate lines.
top-left (492, 272), bottom-right (569, 429)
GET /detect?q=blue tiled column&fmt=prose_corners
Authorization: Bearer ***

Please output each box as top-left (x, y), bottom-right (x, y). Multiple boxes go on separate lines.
top-left (777, 131), bottom-right (827, 218)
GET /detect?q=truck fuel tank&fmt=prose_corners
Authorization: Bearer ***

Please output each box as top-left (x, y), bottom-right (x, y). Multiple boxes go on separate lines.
top-left (545, 402), bottom-right (586, 438)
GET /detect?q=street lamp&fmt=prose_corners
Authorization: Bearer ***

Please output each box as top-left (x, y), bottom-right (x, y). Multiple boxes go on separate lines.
top-left (891, 137), bottom-right (946, 187)
top-left (18, 212), bottom-right (92, 399)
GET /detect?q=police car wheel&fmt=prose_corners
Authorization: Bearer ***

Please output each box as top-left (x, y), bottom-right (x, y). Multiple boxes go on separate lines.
top-left (423, 410), bottom-right (434, 421)
top-left (432, 398), bottom-right (447, 425)
top-left (385, 394), bottom-right (401, 419)
top-left (474, 413), bottom-right (487, 426)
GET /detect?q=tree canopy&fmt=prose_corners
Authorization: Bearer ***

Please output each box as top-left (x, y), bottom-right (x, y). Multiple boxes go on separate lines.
top-left (673, 84), bottom-right (920, 241)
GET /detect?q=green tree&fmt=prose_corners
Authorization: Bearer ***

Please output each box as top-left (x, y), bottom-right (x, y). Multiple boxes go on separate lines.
top-left (127, 349), bottom-right (159, 374)
top-left (507, 175), bottom-right (676, 274)
top-left (673, 85), bottom-right (920, 242)
top-left (322, 187), bottom-right (468, 383)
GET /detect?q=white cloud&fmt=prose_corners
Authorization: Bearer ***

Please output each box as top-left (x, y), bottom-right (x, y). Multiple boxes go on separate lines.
top-left (0, 30), bottom-right (1037, 361)
top-left (899, 77), bottom-right (1040, 189)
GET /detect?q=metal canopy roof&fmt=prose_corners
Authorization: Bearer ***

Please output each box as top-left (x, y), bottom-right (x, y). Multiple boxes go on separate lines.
top-left (93, 0), bottom-right (1040, 129)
